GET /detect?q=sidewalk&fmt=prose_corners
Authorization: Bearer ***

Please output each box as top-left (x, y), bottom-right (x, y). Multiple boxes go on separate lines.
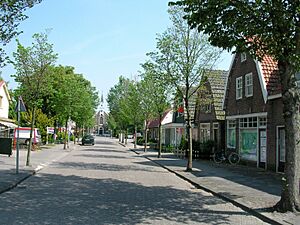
top-left (120, 141), bottom-right (299, 225)
top-left (0, 142), bottom-right (77, 195)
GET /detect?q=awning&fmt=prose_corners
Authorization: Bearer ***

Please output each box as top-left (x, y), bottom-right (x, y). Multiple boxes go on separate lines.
top-left (0, 121), bottom-right (18, 128)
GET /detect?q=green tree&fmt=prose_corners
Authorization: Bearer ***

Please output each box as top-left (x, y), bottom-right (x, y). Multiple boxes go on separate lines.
top-left (148, 6), bottom-right (221, 169)
top-left (50, 66), bottom-right (98, 149)
top-left (119, 80), bottom-right (144, 149)
top-left (172, 0), bottom-right (300, 213)
top-left (0, 0), bottom-right (42, 66)
top-left (107, 76), bottom-right (132, 143)
top-left (139, 62), bottom-right (170, 157)
top-left (22, 108), bottom-right (53, 142)
top-left (12, 32), bottom-right (57, 165)
top-left (107, 113), bottom-right (117, 137)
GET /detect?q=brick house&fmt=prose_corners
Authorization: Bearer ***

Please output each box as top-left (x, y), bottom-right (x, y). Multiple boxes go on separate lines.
top-left (194, 70), bottom-right (227, 151)
top-left (223, 53), bottom-right (284, 172)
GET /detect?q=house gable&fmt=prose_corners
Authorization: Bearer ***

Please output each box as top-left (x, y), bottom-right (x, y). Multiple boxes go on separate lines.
top-left (196, 70), bottom-right (227, 123)
top-left (0, 81), bottom-right (11, 119)
top-left (223, 53), bottom-right (281, 113)
top-left (223, 53), bottom-right (269, 116)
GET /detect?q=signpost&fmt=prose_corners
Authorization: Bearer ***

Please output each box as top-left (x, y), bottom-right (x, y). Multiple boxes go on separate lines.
top-left (15, 96), bottom-right (26, 174)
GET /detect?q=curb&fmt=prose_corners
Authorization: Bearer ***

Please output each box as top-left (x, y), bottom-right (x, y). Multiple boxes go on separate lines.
top-left (126, 146), bottom-right (282, 225)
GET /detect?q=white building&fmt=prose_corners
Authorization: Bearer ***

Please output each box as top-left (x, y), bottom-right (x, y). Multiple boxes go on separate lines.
top-left (94, 110), bottom-right (108, 135)
top-left (0, 80), bottom-right (17, 137)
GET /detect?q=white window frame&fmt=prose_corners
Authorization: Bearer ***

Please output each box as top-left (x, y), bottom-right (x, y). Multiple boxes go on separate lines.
top-left (241, 52), bottom-right (247, 62)
top-left (236, 77), bottom-right (243, 100)
top-left (200, 123), bottom-right (210, 142)
top-left (259, 117), bottom-right (267, 128)
top-left (245, 73), bottom-right (253, 97)
top-left (239, 117), bottom-right (257, 128)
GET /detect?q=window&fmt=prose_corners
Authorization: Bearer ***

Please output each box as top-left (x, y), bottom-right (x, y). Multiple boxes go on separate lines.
top-left (200, 123), bottom-right (210, 142)
top-left (201, 104), bottom-right (211, 113)
top-left (240, 129), bottom-right (257, 161)
top-left (259, 117), bottom-right (267, 127)
top-left (227, 120), bottom-right (236, 148)
top-left (245, 73), bottom-right (253, 97)
top-left (241, 52), bottom-right (247, 62)
top-left (236, 77), bottom-right (243, 99)
top-left (239, 117), bottom-right (257, 128)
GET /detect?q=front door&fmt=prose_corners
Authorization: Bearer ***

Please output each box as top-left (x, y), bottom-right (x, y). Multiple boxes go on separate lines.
top-left (277, 127), bottom-right (285, 172)
top-left (258, 129), bottom-right (267, 168)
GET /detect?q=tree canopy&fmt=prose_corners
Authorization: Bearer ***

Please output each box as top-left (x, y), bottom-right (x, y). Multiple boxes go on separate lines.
top-left (0, 0), bottom-right (42, 66)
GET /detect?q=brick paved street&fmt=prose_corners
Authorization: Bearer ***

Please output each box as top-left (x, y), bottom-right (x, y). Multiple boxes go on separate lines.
top-left (0, 137), bottom-right (269, 224)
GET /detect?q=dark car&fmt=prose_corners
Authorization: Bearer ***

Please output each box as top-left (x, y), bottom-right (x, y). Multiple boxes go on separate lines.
top-left (81, 134), bottom-right (95, 145)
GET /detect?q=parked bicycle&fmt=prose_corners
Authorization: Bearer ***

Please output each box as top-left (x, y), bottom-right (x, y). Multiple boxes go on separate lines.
top-left (213, 149), bottom-right (240, 165)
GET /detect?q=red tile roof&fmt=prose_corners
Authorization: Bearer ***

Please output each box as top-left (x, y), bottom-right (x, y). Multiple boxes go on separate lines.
top-left (260, 56), bottom-right (281, 95)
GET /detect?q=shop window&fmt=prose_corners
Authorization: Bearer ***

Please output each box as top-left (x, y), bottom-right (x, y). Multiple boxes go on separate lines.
top-left (240, 129), bottom-right (257, 161)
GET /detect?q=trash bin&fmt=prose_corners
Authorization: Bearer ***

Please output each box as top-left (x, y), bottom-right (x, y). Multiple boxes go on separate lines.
top-left (0, 138), bottom-right (12, 156)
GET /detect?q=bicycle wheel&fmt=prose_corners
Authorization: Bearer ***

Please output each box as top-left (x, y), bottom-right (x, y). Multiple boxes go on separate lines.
top-left (213, 152), bottom-right (223, 163)
top-left (228, 152), bottom-right (240, 165)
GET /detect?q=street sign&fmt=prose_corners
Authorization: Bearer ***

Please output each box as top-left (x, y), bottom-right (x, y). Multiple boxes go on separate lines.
top-left (15, 96), bottom-right (27, 112)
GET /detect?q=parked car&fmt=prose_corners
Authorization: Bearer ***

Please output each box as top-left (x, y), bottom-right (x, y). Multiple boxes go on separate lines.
top-left (81, 134), bottom-right (95, 145)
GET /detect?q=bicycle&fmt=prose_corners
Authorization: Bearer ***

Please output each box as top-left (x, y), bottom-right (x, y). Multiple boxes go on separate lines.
top-left (213, 149), bottom-right (240, 165)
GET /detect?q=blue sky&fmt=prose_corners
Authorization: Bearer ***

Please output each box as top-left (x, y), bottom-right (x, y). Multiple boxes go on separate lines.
top-left (1, 0), bottom-right (232, 111)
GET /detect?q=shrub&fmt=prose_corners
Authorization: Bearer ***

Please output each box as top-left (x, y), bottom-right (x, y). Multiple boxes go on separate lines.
top-left (137, 137), bottom-right (144, 145)
top-left (178, 136), bottom-right (188, 150)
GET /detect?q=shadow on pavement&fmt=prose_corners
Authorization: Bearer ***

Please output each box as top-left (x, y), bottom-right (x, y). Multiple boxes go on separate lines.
top-left (133, 152), bottom-right (282, 197)
top-left (74, 154), bottom-right (128, 159)
top-left (0, 171), bottom-right (252, 225)
top-left (54, 161), bottom-right (160, 173)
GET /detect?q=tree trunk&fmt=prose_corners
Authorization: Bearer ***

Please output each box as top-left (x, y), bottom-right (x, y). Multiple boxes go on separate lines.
top-left (144, 123), bottom-right (148, 152)
top-left (74, 126), bottom-right (77, 144)
top-left (184, 94), bottom-right (193, 171)
top-left (275, 61), bottom-right (300, 212)
top-left (26, 106), bottom-right (37, 166)
top-left (158, 117), bottom-right (162, 158)
top-left (63, 118), bottom-right (68, 150)
top-left (134, 125), bottom-right (137, 149)
top-left (186, 119), bottom-right (193, 171)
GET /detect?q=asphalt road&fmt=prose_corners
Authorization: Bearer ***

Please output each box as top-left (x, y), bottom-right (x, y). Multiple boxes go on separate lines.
top-left (0, 137), bottom-right (267, 225)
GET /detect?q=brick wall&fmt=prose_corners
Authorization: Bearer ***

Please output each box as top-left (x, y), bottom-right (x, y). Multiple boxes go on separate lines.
top-left (225, 54), bottom-right (267, 116)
